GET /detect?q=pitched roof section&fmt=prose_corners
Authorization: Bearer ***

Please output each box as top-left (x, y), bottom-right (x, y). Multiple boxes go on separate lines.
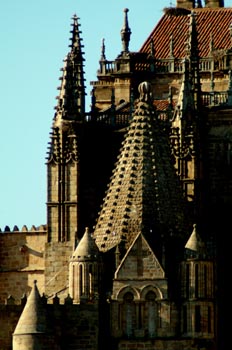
top-left (115, 232), bottom-right (165, 280)
top-left (140, 8), bottom-right (232, 59)
top-left (94, 82), bottom-right (185, 253)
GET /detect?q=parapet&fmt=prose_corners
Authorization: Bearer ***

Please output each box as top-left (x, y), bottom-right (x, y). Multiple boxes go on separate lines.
top-left (0, 224), bottom-right (47, 233)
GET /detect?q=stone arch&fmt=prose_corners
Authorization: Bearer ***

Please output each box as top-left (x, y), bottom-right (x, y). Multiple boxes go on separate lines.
top-left (141, 286), bottom-right (161, 338)
top-left (140, 284), bottom-right (163, 301)
top-left (116, 285), bottom-right (140, 301)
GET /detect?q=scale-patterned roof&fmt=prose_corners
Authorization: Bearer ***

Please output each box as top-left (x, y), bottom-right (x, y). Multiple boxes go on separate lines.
top-left (140, 7), bottom-right (232, 59)
top-left (94, 82), bottom-right (185, 253)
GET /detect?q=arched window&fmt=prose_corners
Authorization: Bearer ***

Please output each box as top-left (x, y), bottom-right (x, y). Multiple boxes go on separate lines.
top-left (186, 264), bottom-right (190, 298)
top-left (204, 265), bottom-right (207, 297)
top-left (195, 264), bottom-right (199, 298)
top-left (79, 264), bottom-right (83, 296)
top-left (195, 305), bottom-right (201, 332)
top-left (183, 305), bottom-right (187, 333)
top-left (89, 263), bottom-right (93, 297)
top-left (208, 306), bottom-right (211, 333)
top-left (145, 291), bottom-right (156, 337)
top-left (122, 292), bottom-right (135, 338)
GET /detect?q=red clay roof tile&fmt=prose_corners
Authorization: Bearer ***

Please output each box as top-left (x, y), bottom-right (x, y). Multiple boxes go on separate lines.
top-left (140, 8), bottom-right (232, 59)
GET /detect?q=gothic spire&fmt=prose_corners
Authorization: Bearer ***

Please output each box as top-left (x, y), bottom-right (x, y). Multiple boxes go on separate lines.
top-left (54, 14), bottom-right (86, 124)
top-left (174, 57), bottom-right (195, 118)
top-left (186, 11), bottom-right (201, 111)
top-left (174, 11), bottom-right (201, 120)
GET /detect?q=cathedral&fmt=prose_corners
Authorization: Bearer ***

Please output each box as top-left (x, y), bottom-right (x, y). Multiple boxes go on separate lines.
top-left (0, 0), bottom-right (231, 349)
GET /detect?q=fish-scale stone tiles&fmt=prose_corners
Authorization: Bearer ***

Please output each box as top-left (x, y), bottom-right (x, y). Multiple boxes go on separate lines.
top-left (94, 83), bottom-right (185, 252)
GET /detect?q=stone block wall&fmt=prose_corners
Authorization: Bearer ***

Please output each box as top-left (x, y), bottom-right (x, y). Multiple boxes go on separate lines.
top-left (44, 241), bottom-right (74, 299)
top-left (0, 227), bottom-right (46, 303)
top-left (0, 295), bottom-right (99, 350)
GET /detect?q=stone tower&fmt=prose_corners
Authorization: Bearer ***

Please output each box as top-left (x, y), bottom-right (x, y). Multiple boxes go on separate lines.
top-left (46, 14), bottom-right (85, 246)
top-left (13, 281), bottom-right (54, 350)
top-left (45, 14), bottom-right (86, 298)
top-left (180, 224), bottom-right (215, 337)
top-left (69, 227), bottom-right (102, 302)
top-left (1, 1), bottom-right (232, 349)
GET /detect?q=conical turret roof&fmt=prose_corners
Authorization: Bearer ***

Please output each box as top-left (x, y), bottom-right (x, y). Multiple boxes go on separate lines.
top-left (94, 82), bottom-right (185, 253)
top-left (71, 227), bottom-right (100, 261)
top-left (185, 223), bottom-right (206, 258)
top-left (13, 280), bottom-right (48, 335)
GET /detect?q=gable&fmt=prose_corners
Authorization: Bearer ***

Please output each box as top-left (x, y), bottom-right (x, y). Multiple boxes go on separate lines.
top-left (115, 233), bottom-right (165, 280)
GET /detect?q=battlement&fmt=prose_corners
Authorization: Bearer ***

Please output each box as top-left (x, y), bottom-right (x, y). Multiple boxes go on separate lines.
top-left (0, 224), bottom-right (47, 234)
top-left (0, 291), bottom-right (99, 350)
top-left (2, 291), bottom-right (99, 306)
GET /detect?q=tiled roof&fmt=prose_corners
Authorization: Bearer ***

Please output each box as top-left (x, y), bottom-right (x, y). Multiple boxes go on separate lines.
top-left (140, 7), bottom-right (232, 58)
top-left (108, 100), bottom-right (174, 114)
top-left (153, 99), bottom-right (175, 110)
top-left (94, 82), bottom-right (185, 253)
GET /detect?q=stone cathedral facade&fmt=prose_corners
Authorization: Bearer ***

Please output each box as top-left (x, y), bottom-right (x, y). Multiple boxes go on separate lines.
top-left (0, 0), bottom-right (231, 349)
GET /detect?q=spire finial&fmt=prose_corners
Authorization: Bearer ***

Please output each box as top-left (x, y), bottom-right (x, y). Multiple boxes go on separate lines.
top-left (100, 38), bottom-right (106, 60)
top-left (209, 32), bottom-right (214, 53)
top-left (138, 82), bottom-right (153, 103)
top-left (120, 8), bottom-right (131, 53)
top-left (170, 35), bottom-right (174, 57)
top-left (53, 14), bottom-right (86, 122)
top-left (185, 11), bottom-right (201, 111)
top-left (150, 40), bottom-right (155, 57)
top-left (70, 14), bottom-right (81, 50)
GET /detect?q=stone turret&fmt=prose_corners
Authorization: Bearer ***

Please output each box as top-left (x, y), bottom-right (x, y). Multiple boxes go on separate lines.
top-left (179, 224), bottom-right (215, 338)
top-left (176, 0), bottom-right (224, 9)
top-left (176, 0), bottom-right (196, 9)
top-left (69, 227), bottom-right (102, 303)
top-left (205, 0), bottom-right (224, 7)
top-left (12, 280), bottom-right (53, 350)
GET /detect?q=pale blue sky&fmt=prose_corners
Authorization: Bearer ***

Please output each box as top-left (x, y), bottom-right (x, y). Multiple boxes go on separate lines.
top-left (0, 0), bottom-right (231, 230)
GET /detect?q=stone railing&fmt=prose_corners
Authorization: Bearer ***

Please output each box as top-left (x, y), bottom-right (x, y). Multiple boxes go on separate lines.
top-left (85, 89), bottom-right (230, 126)
top-left (201, 91), bottom-right (229, 106)
top-left (97, 56), bottom-right (230, 75)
